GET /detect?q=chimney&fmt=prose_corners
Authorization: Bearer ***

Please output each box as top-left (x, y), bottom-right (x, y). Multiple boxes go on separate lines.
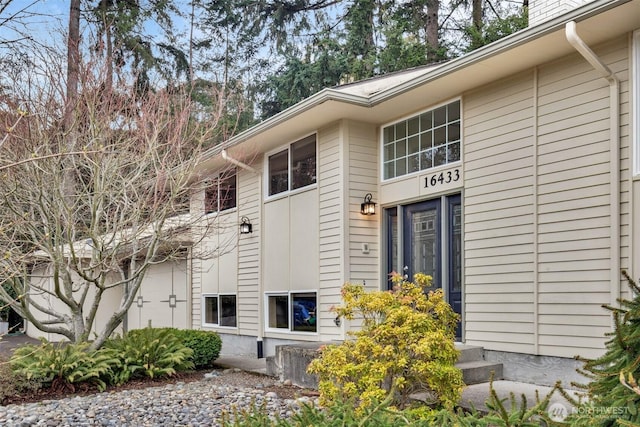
top-left (528, 0), bottom-right (593, 26)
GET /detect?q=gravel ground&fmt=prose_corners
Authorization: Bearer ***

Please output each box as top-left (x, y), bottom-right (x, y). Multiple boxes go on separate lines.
top-left (0, 369), bottom-right (318, 427)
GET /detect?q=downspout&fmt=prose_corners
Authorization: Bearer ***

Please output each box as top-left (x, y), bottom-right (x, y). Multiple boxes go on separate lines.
top-left (221, 150), bottom-right (264, 358)
top-left (565, 21), bottom-right (621, 309)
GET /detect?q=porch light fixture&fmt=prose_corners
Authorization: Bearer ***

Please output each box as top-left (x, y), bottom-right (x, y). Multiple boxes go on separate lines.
top-left (360, 193), bottom-right (376, 215)
top-left (240, 216), bottom-right (253, 234)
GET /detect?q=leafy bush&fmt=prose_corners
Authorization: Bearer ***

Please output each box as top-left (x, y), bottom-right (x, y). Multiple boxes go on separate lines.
top-left (308, 273), bottom-right (464, 410)
top-left (104, 327), bottom-right (194, 384)
top-left (222, 380), bottom-right (566, 427)
top-left (166, 328), bottom-right (222, 368)
top-left (0, 358), bottom-right (43, 404)
top-left (10, 341), bottom-right (119, 392)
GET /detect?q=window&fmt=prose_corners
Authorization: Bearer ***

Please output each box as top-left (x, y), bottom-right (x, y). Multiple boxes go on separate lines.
top-left (266, 292), bottom-right (317, 333)
top-left (383, 100), bottom-right (460, 180)
top-left (268, 134), bottom-right (317, 196)
top-left (205, 170), bottom-right (237, 214)
top-left (203, 294), bottom-right (237, 327)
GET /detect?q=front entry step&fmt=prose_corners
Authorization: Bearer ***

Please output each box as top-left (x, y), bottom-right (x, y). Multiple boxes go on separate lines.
top-left (455, 344), bottom-right (503, 385)
top-left (268, 343), bottom-right (503, 388)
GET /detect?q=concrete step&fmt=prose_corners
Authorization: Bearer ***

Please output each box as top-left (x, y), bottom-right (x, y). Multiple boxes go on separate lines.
top-left (456, 344), bottom-right (485, 364)
top-left (456, 360), bottom-right (504, 385)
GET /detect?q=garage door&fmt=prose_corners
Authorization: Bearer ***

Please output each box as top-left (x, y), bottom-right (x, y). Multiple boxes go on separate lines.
top-left (127, 260), bottom-right (189, 330)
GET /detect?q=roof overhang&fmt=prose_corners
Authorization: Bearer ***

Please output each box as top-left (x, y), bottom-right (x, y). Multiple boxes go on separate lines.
top-left (201, 0), bottom-right (640, 170)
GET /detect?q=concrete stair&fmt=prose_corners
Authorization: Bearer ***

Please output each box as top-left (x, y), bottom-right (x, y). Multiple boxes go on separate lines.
top-left (455, 344), bottom-right (503, 385)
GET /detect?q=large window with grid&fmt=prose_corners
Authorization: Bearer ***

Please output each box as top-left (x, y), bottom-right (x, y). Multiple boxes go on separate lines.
top-left (382, 100), bottom-right (461, 180)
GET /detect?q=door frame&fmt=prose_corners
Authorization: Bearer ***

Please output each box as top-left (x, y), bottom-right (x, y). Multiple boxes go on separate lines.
top-left (384, 193), bottom-right (464, 341)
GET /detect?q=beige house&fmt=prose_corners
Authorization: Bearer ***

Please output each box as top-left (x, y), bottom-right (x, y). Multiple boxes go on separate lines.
top-left (25, 0), bottom-right (640, 386)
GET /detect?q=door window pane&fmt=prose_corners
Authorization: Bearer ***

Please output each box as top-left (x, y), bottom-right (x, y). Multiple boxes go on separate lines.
top-left (411, 209), bottom-right (438, 288)
top-left (450, 203), bottom-right (462, 293)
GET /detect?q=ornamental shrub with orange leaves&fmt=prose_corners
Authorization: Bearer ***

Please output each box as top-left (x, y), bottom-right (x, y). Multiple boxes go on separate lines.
top-left (308, 273), bottom-right (464, 410)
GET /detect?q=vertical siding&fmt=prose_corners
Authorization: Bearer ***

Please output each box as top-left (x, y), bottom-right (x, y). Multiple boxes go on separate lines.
top-left (318, 122), bottom-right (344, 340)
top-left (464, 72), bottom-right (536, 354)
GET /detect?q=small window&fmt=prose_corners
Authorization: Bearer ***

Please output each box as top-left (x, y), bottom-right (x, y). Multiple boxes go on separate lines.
top-left (266, 292), bottom-right (317, 333)
top-left (205, 170), bottom-right (237, 214)
top-left (203, 294), bottom-right (237, 327)
top-left (383, 100), bottom-right (461, 180)
top-left (269, 150), bottom-right (289, 196)
top-left (268, 135), bottom-right (317, 196)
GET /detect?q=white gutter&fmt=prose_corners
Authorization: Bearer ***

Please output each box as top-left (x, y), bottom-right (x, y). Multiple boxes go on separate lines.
top-left (565, 21), bottom-right (621, 309)
top-left (221, 149), bottom-right (265, 358)
top-left (221, 150), bottom-right (258, 174)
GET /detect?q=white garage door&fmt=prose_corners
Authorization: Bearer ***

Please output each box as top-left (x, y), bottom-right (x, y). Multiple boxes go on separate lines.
top-left (127, 260), bottom-right (189, 330)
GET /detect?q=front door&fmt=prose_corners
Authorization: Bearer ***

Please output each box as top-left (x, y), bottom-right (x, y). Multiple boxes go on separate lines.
top-left (387, 194), bottom-right (462, 339)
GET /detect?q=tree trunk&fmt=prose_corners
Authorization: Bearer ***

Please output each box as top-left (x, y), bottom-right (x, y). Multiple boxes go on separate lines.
top-left (425, 0), bottom-right (440, 61)
top-left (65, 0), bottom-right (81, 129)
top-left (472, 0), bottom-right (482, 32)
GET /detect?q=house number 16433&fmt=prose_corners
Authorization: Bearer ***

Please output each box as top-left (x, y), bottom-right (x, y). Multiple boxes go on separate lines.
top-left (424, 168), bottom-right (460, 188)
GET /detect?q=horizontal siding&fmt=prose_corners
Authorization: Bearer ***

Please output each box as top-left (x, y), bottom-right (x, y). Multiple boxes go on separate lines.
top-left (347, 120), bottom-right (379, 290)
top-left (462, 36), bottom-right (629, 357)
top-left (237, 168), bottom-right (261, 335)
top-left (533, 38), bottom-right (629, 357)
top-left (464, 72), bottom-right (535, 350)
top-left (318, 123), bottom-right (344, 340)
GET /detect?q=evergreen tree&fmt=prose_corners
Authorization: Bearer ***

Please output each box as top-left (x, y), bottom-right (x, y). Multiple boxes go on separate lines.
top-left (571, 271), bottom-right (640, 426)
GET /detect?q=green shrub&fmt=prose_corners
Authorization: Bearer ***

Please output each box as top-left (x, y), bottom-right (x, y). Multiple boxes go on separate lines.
top-left (168, 328), bottom-right (222, 368)
top-left (104, 327), bottom-right (194, 384)
top-left (308, 273), bottom-right (464, 410)
top-left (565, 270), bottom-right (640, 426)
top-left (9, 341), bottom-right (119, 392)
top-left (0, 358), bottom-right (43, 403)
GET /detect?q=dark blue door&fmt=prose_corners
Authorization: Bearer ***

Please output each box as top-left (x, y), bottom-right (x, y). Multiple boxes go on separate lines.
top-left (388, 194), bottom-right (462, 340)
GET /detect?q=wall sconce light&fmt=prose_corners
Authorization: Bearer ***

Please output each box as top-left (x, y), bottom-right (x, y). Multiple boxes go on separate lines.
top-left (360, 193), bottom-right (376, 215)
top-left (240, 216), bottom-right (253, 234)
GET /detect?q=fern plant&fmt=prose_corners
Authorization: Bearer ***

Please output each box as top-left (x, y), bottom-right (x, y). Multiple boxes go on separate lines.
top-left (105, 327), bottom-right (194, 384)
top-left (10, 341), bottom-right (119, 392)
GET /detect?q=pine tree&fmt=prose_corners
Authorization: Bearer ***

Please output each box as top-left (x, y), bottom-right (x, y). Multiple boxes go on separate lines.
top-left (572, 271), bottom-right (640, 426)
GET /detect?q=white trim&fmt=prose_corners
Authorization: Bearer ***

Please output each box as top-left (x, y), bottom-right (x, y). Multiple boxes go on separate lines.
top-left (201, 293), bottom-right (238, 329)
top-left (263, 290), bottom-right (319, 335)
top-left (263, 132), bottom-right (318, 200)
